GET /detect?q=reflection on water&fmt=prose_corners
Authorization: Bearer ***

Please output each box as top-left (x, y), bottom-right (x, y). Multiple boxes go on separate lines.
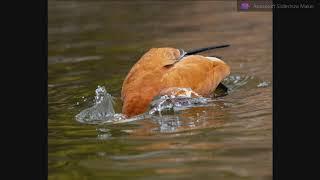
top-left (49, 1), bottom-right (272, 180)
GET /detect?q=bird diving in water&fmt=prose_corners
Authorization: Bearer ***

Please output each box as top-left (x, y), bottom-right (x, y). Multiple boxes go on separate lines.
top-left (121, 45), bottom-right (231, 117)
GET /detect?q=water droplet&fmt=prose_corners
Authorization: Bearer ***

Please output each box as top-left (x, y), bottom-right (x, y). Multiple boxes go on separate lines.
top-left (97, 128), bottom-right (109, 133)
top-left (257, 81), bottom-right (269, 88)
top-left (97, 133), bottom-right (111, 140)
top-left (97, 152), bottom-right (106, 156)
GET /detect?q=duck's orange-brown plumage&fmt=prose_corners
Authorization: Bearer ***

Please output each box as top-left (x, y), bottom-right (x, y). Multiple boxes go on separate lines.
top-left (121, 47), bottom-right (230, 117)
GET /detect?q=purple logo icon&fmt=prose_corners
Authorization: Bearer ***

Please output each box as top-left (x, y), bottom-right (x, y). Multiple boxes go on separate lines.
top-left (240, 1), bottom-right (250, 10)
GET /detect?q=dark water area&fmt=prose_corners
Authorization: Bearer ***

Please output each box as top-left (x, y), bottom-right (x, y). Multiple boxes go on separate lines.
top-left (48, 1), bottom-right (272, 179)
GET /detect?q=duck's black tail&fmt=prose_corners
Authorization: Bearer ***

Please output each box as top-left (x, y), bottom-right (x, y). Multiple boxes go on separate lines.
top-left (186, 44), bottom-right (230, 55)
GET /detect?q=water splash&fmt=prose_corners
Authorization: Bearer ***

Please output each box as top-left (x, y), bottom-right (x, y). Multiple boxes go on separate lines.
top-left (75, 75), bottom-right (268, 125)
top-left (257, 81), bottom-right (270, 88)
top-left (222, 74), bottom-right (253, 91)
top-left (222, 74), bottom-right (270, 91)
top-left (75, 86), bottom-right (125, 124)
top-left (148, 88), bottom-right (211, 116)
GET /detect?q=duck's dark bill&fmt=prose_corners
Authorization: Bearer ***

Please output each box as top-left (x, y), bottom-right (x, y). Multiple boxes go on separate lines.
top-left (213, 83), bottom-right (229, 97)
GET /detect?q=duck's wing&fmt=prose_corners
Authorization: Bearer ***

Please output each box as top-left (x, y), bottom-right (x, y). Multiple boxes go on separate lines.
top-left (160, 55), bottom-right (230, 97)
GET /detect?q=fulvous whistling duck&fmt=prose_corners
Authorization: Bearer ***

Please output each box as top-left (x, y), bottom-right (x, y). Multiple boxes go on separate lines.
top-left (121, 45), bottom-right (231, 117)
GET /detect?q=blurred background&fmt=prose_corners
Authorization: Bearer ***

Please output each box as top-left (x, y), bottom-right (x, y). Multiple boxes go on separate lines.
top-left (49, 1), bottom-right (272, 179)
